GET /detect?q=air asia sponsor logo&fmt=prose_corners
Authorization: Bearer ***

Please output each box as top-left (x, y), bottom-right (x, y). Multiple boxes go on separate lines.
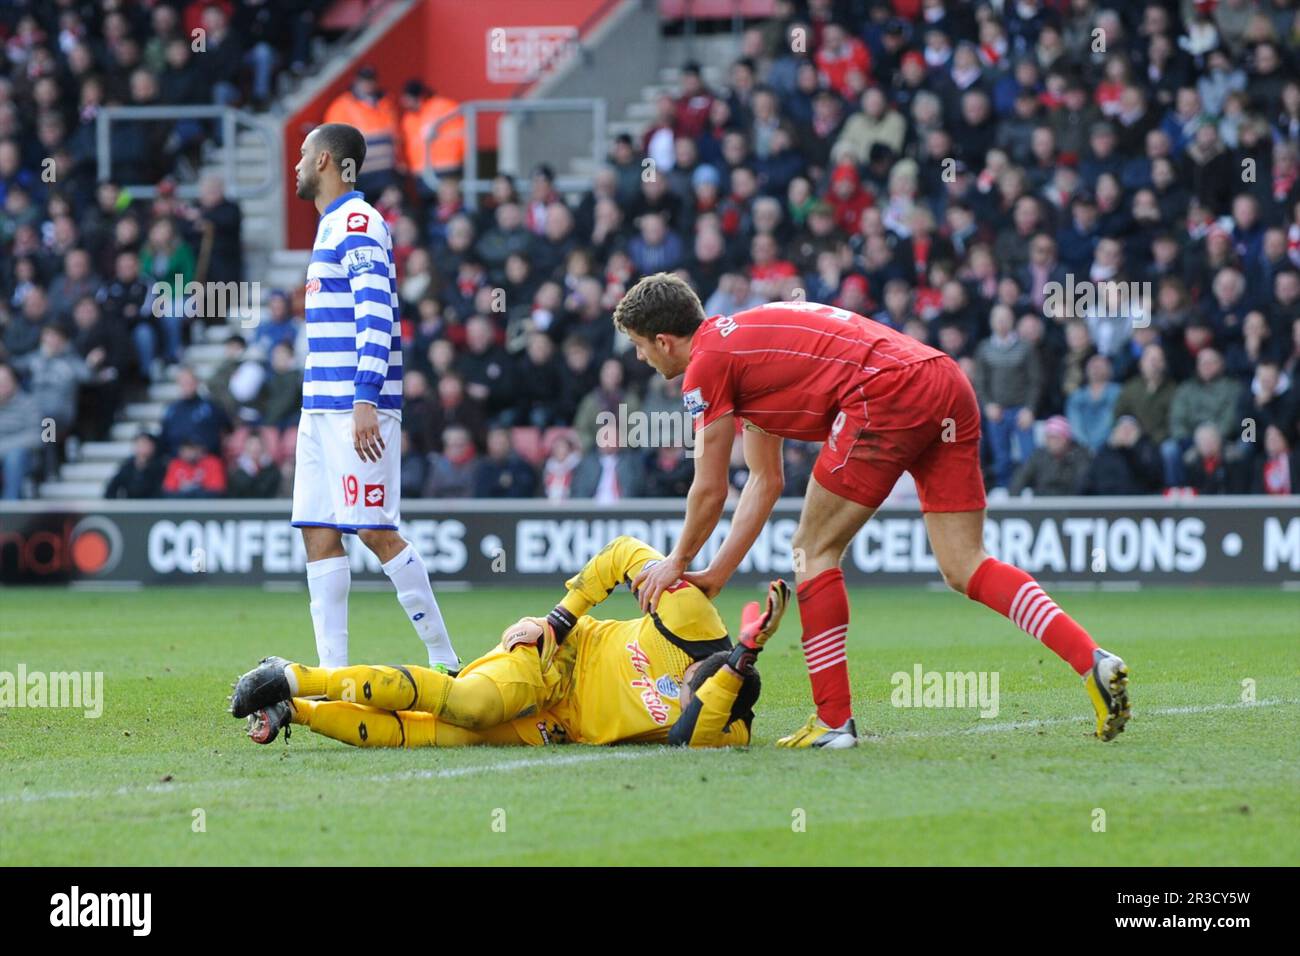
top-left (364, 484), bottom-right (385, 508)
top-left (346, 212), bottom-right (369, 233)
top-left (1, 665), bottom-right (104, 718)
top-left (145, 518), bottom-right (466, 574)
top-left (626, 640), bottom-right (671, 725)
top-left (0, 516), bottom-right (123, 577)
top-left (50, 886), bottom-right (151, 936)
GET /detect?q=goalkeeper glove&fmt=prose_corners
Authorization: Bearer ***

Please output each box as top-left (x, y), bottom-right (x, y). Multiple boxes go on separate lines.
top-left (726, 578), bottom-right (790, 675)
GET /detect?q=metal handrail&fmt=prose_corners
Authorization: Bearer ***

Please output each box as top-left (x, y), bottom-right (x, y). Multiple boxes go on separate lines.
top-left (421, 98), bottom-right (608, 209)
top-left (95, 105), bottom-right (278, 200)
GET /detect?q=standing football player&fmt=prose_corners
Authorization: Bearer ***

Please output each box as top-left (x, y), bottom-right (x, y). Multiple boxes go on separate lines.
top-left (291, 123), bottom-right (459, 671)
top-left (616, 274), bottom-right (1129, 748)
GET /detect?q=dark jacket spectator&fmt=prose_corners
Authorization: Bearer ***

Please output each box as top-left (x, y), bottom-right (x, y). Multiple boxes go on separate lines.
top-left (1011, 416), bottom-right (1092, 496)
top-left (1079, 417), bottom-right (1164, 495)
top-left (105, 433), bottom-right (166, 499)
top-left (473, 427), bottom-right (538, 498)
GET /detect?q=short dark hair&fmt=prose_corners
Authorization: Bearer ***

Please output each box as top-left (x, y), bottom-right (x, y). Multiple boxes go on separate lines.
top-left (613, 273), bottom-right (705, 339)
top-left (313, 123), bottom-right (367, 178)
top-left (688, 650), bottom-right (761, 727)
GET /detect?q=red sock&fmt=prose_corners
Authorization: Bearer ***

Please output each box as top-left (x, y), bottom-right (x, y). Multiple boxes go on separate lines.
top-left (967, 557), bottom-right (1098, 675)
top-left (796, 567), bottom-right (852, 727)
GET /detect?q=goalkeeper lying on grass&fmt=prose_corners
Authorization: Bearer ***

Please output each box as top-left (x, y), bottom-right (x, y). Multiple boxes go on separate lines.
top-left (229, 536), bottom-right (786, 749)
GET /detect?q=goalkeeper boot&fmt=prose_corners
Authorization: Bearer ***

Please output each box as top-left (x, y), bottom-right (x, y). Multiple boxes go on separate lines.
top-left (229, 656), bottom-right (292, 718)
top-left (1084, 648), bottom-right (1130, 741)
top-left (776, 713), bottom-right (859, 749)
top-left (246, 700), bottom-right (293, 745)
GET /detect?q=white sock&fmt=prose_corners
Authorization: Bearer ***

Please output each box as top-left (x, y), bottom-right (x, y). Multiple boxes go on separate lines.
top-left (306, 556), bottom-right (350, 667)
top-left (382, 544), bottom-right (459, 669)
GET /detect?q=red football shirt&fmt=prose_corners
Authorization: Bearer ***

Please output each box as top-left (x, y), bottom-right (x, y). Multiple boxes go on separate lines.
top-left (680, 301), bottom-right (944, 440)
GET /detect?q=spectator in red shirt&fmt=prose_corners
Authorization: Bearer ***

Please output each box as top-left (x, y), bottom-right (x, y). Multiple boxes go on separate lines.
top-left (826, 161), bottom-right (873, 235)
top-left (162, 439), bottom-right (227, 498)
top-left (674, 62), bottom-right (715, 140)
top-left (815, 22), bottom-right (872, 99)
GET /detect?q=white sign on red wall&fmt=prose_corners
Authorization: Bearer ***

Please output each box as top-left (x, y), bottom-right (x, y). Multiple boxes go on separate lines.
top-left (485, 25), bottom-right (579, 83)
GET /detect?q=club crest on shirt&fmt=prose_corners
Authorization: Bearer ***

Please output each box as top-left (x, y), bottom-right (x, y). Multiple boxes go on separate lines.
top-left (683, 387), bottom-right (709, 419)
top-left (342, 247), bottom-right (374, 277)
top-left (656, 674), bottom-right (680, 699)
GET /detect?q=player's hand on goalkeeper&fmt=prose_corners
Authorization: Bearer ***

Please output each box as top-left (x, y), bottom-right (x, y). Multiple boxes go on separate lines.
top-left (727, 578), bottom-right (790, 675)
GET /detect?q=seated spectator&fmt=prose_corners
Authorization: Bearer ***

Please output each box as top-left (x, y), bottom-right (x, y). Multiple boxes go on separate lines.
top-left (782, 441), bottom-right (815, 497)
top-left (162, 439), bottom-right (227, 498)
top-left (975, 304), bottom-right (1041, 488)
top-left (1066, 354), bottom-right (1121, 452)
top-left (1182, 422), bottom-right (1239, 495)
top-left (1114, 343), bottom-right (1175, 446)
top-left (425, 425), bottom-right (477, 498)
top-left (455, 315), bottom-right (514, 420)
top-left (426, 371), bottom-right (487, 453)
top-left (644, 445), bottom-right (694, 498)
top-left (1079, 416), bottom-right (1164, 495)
top-left (0, 362), bottom-right (41, 500)
top-left (160, 366), bottom-right (229, 455)
top-left (1010, 416), bottom-right (1091, 496)
top-left (250, 291), bottom-right (299, 359)
top-left (575, 357), bottom-right (640, 453)
top-left (540, 433), bottom-right (582, 501)
top-left (105, 432), bottom-right (165, 499)
top-left (571, 447), bottom-right (645, 502)
top-left (258, 342), bottom-right (302, 463)
top-left (208, 334), bottom-right (263, 426)
top-left (227, 432), bottom-right (281, 497)
top-left (1253, 424), bottom-right (1298, 495)
top-left (1238, 361), bottom-right (1297, 463)
top-left (512, 331), bottom-right (566, 428)
top-left (399, 431), bottom-right (428, 500)
top-left (473, 426), bottom-right (538, 498)
top-left (1164, 348), bottom-right (1242, 486)
top-left (704, 273), bottom-right (767, 316)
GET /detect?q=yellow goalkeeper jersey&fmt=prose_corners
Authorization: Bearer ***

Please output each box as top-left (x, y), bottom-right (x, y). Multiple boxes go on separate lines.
top-left (545, 537), bottom-right (751, 748)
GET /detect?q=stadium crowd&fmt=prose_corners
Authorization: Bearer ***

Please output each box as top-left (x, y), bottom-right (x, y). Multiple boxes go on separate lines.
top-left (3, 0), bottom-right (1300, 503)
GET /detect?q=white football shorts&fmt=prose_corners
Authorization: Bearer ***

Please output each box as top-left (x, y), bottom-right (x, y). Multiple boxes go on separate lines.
top-left (291, 409), bottom-right (402, 533)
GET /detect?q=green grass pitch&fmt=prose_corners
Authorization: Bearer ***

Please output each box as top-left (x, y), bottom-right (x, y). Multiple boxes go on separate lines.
top-left (2, 584), bottom-right (1297, 866)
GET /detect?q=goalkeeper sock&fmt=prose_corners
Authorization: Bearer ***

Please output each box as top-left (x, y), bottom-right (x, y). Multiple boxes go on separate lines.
top-left (796, 567), bottom-right (852, 728)
top-left (966, 557), bottom-right (1098, 675)
top-left (286, 662), bottom-right (327, 697)
top-left (309, 664), bottom-right (453, 714)
top-left (382, 545), bottom-right (459, 669)
top-left (306, 556), bottom-right (350, 667)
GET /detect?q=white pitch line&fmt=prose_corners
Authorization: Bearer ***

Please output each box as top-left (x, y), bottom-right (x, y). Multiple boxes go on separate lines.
top-left (1, 699), bottom-right (1294, 805)
top-left (0, 748), bottom-right (660, 805)
top-left (862, 697), bottom-right (1296, 742)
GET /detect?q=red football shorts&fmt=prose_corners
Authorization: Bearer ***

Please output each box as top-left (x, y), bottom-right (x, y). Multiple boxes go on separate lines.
top-left (812, 355), bottom-right (986, 512)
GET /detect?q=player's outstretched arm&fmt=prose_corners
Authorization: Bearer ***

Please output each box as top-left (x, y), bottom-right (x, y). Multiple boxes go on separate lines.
top-left (684, 424), bottom-right (784, 598)
top-left (634, 414), bottom-right (733, 612)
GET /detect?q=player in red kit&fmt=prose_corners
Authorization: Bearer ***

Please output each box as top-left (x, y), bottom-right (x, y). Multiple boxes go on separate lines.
top-left (614, 274), bottom-right (1130, 748)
